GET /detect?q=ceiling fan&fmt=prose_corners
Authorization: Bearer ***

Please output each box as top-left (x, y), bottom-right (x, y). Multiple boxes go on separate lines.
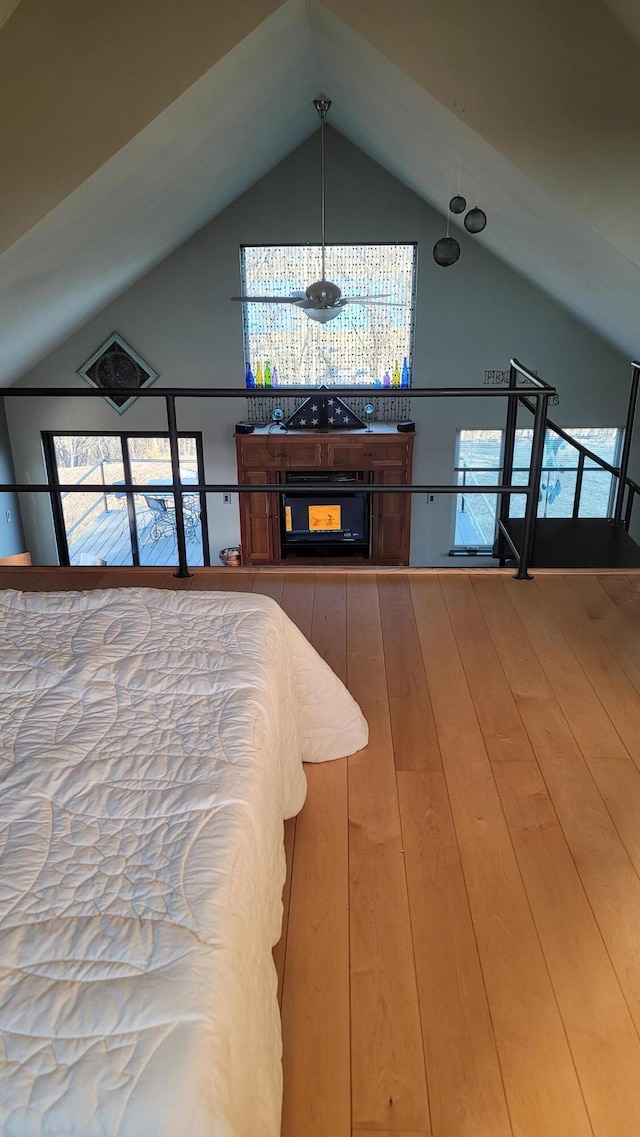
top-left (231, 97), bottom-right (406, 323)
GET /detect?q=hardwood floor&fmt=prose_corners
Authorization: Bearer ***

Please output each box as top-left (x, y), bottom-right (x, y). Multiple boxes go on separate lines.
top-left (5, 566), bottom-right (640, 1137)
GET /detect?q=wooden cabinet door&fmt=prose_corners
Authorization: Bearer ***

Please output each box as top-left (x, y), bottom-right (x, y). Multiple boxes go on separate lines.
top-left (327, 438), bottom-right (369, 468)
top-left (371, 467), bottom-right (411, 565)
top-left (239, 470), bottom-right (277, 565)
top-left (236, 439), bottom-right (283, 469)
top-left (368, 437), bottom-right (413, 467)
top-left (278, 440), bottom-right (322, 469)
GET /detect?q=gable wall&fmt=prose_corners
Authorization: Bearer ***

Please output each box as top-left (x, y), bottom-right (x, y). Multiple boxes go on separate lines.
top-left (7, 131), bottom-right (629, 567)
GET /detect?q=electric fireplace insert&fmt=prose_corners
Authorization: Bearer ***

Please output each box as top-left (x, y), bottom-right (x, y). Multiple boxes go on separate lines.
top-left (281, 471), bottom-right (370, 557)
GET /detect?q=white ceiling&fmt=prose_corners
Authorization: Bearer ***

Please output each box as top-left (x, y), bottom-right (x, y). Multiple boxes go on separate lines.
top-left (0, 0), bottom-right (20, 31)
top-left (0, 0), bottom-right (638, 387)
top-left (602, 0), bottom-right (640, 47)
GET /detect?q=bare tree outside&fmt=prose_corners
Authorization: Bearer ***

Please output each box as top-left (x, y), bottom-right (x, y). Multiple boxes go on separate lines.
top-left (241, 243), bottom-right (415, 387)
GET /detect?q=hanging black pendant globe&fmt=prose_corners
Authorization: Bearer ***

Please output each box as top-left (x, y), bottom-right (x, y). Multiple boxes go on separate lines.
top-left (433, 237), bottom-right (461, 267)
top-left (449, 194), bottom-right (466, 214)
top-left (464, 206), bottom-right (487, 233)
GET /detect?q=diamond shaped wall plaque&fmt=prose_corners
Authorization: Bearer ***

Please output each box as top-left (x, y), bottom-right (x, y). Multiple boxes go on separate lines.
top-left (77, 332), bottom-right (159, 413)
top-left (285, 386), bottom-right (365, 430)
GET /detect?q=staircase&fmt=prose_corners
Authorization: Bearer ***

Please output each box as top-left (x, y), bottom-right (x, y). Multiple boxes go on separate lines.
top-left (497, 360), bottom-right (640, 573)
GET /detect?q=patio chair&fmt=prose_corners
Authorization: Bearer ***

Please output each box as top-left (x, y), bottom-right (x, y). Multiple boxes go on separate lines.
top-left (182, 493), bottom-right (202, 540)
top-left (143, 496), bottom-right (176, 541)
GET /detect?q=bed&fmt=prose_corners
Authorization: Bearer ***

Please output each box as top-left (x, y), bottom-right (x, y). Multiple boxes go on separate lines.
top-left (0, 587), bottom-right (367, 1137)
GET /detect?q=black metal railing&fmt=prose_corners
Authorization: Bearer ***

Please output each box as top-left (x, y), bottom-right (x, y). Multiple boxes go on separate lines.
top-left (497, 359), bottom-right (640, 572)
top-left (0, 361), bottom-right (600, 580)
top-left (457, 457), bottom-right (617, 550)
top-left (614, 361), bottom-right (640, 526)
top-left (496, 359), bottom-right (552, 577)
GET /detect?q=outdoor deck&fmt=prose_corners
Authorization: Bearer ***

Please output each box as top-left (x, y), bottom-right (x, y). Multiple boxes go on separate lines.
top-left (454, 507), bottom-right (487, 547)
top-left (68, 507), bottom-right (205, 567)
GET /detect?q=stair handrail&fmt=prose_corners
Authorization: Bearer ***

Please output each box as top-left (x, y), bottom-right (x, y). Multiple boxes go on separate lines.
top-left (518, 359), bottom-right (640, 527)
top-left (517, 398), bottom-right (618, 475)
top-left (613, 361), bottom-right (640, 525)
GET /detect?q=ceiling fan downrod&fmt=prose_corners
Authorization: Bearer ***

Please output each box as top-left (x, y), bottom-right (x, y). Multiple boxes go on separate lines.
top-left (308, 96), bottom-right (341, 306)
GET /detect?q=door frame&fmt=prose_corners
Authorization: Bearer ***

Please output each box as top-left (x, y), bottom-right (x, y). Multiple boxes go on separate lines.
top-left (42, 430), bottom-right (210, 567)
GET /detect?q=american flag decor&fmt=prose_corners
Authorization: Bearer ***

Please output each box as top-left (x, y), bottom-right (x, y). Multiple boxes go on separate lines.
top-left (285, 387), bottom-right (365, 430)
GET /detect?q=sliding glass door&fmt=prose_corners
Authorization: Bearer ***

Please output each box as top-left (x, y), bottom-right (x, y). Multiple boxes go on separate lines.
top-left (43, 432), bottom-right (209, 568)
top-left (127, 436), bottom-right (206, 567)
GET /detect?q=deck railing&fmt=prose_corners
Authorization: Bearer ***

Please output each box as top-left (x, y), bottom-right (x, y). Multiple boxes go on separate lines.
top-left (62, 457), bottom-right (110, 538)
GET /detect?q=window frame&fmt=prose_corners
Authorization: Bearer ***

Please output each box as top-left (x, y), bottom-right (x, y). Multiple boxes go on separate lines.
top-left (239, 241), bottom-right (418, 389)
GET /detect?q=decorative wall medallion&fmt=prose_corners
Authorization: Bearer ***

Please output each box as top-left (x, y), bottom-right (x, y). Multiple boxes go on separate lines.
top-left (77, 333), bottom-right (159, 413)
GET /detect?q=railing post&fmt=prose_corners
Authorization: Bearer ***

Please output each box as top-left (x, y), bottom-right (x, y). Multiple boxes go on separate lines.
top-left (625, 487), bottom-right (635, 532)
top-left (101, 457), bottom-right (108, 512)
top-left (613, 362), bottom-right (640, 526)
top-left (120, 442), bottom-right (141, 568)
top-left (572, 452), bottom-right (585, 518)
top-left (498, 364), bottom-right (518, 566)
top-left (516, 391), bottom-right (549, 580)
top-left (166, 395), bottom-right (191, 579)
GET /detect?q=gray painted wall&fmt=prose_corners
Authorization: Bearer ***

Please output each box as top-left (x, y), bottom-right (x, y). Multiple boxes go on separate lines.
top-left (0, 398), bottom-right (26, 558)
top-left (7, 130), bottom-right (630, 567)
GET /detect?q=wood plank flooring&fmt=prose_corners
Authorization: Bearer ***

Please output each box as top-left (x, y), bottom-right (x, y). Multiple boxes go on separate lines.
top-left (5, 567), bottom-right (640, 1137)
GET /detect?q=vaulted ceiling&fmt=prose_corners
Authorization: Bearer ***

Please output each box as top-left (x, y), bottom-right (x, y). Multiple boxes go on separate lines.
top-left (1, 0), bottom-right (638, 386)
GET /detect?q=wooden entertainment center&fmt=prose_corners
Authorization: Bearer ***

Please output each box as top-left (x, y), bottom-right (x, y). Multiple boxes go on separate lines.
top-left (235, 425), bottom-right (414, 566)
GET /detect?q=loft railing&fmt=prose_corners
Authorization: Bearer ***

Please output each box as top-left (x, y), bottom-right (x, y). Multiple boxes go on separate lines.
top-left (0, 362), bottom-right (560, 579)
top-left (613, 361), bottom-right (640, 527)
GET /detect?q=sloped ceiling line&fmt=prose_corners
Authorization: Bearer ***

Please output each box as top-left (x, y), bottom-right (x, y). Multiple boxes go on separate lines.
top-left (0, 0), bottom-right (638, 388)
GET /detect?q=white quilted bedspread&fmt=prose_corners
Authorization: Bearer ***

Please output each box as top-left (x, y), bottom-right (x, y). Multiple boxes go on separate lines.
top-left (0, 587), bottom-right (367, 1137)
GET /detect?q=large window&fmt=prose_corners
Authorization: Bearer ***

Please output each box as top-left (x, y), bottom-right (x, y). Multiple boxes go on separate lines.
top-left (454, 427), bottom-right (623, 550)
top-left (240, 243), bottom-right (416, 387)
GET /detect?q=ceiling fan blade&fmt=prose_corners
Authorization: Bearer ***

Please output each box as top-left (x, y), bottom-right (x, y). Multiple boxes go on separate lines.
top-left (344, 298), bottom-right (409, 306)
top-left (231, 295), bottom-right (300, 304)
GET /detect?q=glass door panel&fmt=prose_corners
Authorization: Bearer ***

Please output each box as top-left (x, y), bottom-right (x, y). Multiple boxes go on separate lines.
top-left (50, 435), bottom-right (133, 566)
top-left (126, 436), bottom-right (206, 567)
top-left (46, 432), bottom-right (208, 568)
